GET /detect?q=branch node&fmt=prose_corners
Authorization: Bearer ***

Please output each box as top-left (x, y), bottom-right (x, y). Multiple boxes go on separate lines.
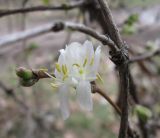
top-left (51, 22), bottom-right (64, 32)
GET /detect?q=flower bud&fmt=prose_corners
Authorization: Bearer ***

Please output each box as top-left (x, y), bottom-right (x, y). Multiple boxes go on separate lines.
top-left (16, 67), bottom-right (33, 80)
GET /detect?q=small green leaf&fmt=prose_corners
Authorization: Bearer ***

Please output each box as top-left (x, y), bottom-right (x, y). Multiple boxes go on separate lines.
top-left (134, 105), bottom-right (152, 122)
top-left (42, 0), bottom-right (50, 5)
top-left (145, 41), bottom-right (156, 51)
top-left (125, 13), bottom-right (139, 26)
top-left (28, 43), bottom-right (38, 51)
top-left (122, 24), bottom-right (136, 35)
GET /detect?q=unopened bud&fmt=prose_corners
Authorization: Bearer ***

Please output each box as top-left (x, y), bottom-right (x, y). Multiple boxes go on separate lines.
top-left (16, 67), bottom-right (33, 80)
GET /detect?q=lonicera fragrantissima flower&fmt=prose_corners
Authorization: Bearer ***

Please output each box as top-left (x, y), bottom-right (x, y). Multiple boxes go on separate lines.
top-left (51, 40), bottom-right (101, 119)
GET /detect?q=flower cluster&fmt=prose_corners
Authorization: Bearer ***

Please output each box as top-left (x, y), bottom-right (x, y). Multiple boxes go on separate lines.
top-left (51, 40), bottom-right (101, 119)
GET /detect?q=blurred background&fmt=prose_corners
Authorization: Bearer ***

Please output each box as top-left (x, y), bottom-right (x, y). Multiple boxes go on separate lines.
top-left (0, 0), bottom-right (160, 138)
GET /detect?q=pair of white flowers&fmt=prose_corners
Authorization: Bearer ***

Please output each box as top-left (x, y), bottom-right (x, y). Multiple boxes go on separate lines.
top-left (51, 40), bottom-right (101, 119)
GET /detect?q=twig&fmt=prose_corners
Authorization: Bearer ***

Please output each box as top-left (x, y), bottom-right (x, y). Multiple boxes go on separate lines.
top-left (65, 22), bottom-right (117, 51)
top-left (93, 85), bottom-right (138, 138)
top-left (0, 81), bottom-right (28, 111)
top-left (0, 0), bottom-right (87, 18)
top-left (0, 23), bottom-right (53, 46)
top-left (0, 21), bottom-right (117, 52)
top-left (97, 0), bottom-right (123, 48)
top-left (117, 62), bottom-right (129, 138)
top-left (129, 72), bottom-right (150, 138)
top-left (97, 1), bottom-right (129, 138)
top-left (93, 86), bottom-right (121, 115)
top-left (129, 49), bottom-right (160, 63)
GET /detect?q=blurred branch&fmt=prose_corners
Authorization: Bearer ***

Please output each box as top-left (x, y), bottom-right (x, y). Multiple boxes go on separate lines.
top-left (97, 1), bottom-right (129, 138)
top-left (93, 85), bottom-right (138, 138)
top-left (97, 0), bottom-right (123, 48)
top-left (92, 85), bottom-right (121, 115)
top-left (128, 48), bottom-right (153, 75)
top-left (0, 81), bottom-right (14, 96)
top-left (0, 21), bottom-right (117, 51)
top-left (0, 81), bottom-right (28, 111)
top-left (0, 0), bottom-right (88, 18)
top-left (129, 49), bottom-right (160, 63)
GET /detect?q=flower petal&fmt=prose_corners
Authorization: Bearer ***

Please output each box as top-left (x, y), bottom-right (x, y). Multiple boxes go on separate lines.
top-left (76, 80), bottom-right (93, 111)
top-left (54, 49), bottom-right (66, 78)
top-left (83, 40), bottom-right (94, 62)
top-left (58, 49), bottom-right (66, 65)
top-left (85, 45), bottom-right (101, 81)
top-left (58, 84), bottom-right (70, 119)
top-left (66, 42), bottom-right (83, 62)
top-left (94, 46), bottom-right (101, 71)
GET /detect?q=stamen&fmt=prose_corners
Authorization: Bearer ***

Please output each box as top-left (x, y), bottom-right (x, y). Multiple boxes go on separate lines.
top-left (62, 64), bottom-right (66, 75)
top-left (73, 63), bottom-right (80, 68)
top-left (55, 63), bottom-right (61, 73)
top-left (39, 68), bottom-right (48, 72)
top-left (90, 56), bottom-right (94, 66)
top-left (44, 72), bottom-right (56, 79)
top-left (64, 64), bottom-right (68, 73)
top-left (96, 73), bottom-right (103, 83)
top-left (50, 83), bottom-right (60, 88)
top-left (83, 58), bottom-right (88, 67)
top-left (79, 69), bottom-right (84, 74)
top-left (62, 74), bottom-right (68, 81)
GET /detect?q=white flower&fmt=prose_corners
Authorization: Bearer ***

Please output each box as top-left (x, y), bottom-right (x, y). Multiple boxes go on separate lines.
top-left (52, 40), bottom-right (101, 119)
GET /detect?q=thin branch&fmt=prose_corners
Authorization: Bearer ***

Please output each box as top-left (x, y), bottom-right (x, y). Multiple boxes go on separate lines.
top-left (93, 86), bottom-right (121, 115)
top-left (118, 63), bottom-right (129, 138)
top-left (0, 0), bottom-right (87, 18)
top-left (129, 49), bottom-right (160, 63)
top-left (0, 21), bottom-right (117, 52)
top-left (0, 81), bottom-right (28, 111)
top-left (0, 23), bottom-right (53, 46)
top-left (65, 22), bottom-right (117, 51)
top-left (97, 1), bottom-right (129, 138)
top-left (97, 0), bottom-right (123, 48)
top-left (93, 85), bottom-right (138, 138)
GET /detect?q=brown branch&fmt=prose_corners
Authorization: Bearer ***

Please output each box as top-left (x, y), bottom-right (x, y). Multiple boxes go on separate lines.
top-left (93, 86), bottom-right (121, 115)
top-left (93, 86), bottom-right (138, 138)
top-left (129, 72), bottom-right (151, 138)
top-left (129, 49), bottom-right (160, 63)
top-left (0, 81), bottom-right (28, 111)
top-left (65, 22), bottom-right (117, 51)
top-left (97, 1), bottom-right (129, 138)
top-left (117, 63), bottom-right (130, 138)
top-left (0, 21), bottom-right (117, 52)
top-left (0, 0), bottom-right (88, 18)
top-left (97, 0), bottom-right (123, 48)
top-left (129, 48), bottom-right (153, 75)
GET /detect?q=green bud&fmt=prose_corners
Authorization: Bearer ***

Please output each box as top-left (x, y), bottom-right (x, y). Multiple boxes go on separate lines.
top-left (83, 58), bottom-right (88, 67)
top-left (19, 78), bottom-right (38, 87)
top-left (134, 105), bottom-right (152, 122)
top-left (125, 13), bottom-right (139, 26)
top-left (16, 67), bottom-right (33, 80)
top-left (42, 0), bottom-right (50, 5)
top-left (122, 24), bottom-right (136, 35)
